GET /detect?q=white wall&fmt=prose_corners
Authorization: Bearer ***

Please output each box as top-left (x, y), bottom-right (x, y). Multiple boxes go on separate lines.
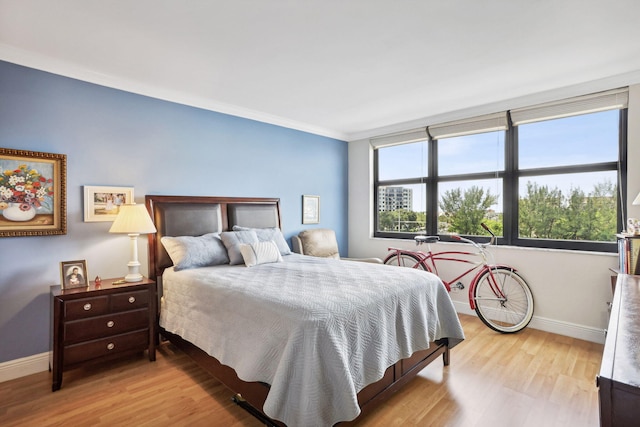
top-left (348, 84), bottom-right (640, 344)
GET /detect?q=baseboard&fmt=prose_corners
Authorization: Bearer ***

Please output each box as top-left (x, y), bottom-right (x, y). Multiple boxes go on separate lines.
top-left (452, 300), bottom-right (606, 344)
top-left (0, 352), bottom-right (49, 383)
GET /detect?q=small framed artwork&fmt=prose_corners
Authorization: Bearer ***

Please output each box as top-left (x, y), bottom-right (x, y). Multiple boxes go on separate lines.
top-left (83, 186), bottom-right (134, 222)
top-left (60, 260), bottom-right (89, 290)
top-left (302, 195), bottom-right (320, 224)
top-left (0, 147), bottom-right (67, 237)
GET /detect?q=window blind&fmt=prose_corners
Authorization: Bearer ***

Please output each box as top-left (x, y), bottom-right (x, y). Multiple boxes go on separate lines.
top-left (510, 87), bottom-right (628, 125)
top-left (427, 112), bottom-right (508, 140)
top-left (370, 128), bottom-right (429, 149)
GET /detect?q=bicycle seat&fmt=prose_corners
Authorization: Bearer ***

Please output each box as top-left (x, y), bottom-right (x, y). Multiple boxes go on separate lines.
top-left (414, 235), bottom-right (439, 243)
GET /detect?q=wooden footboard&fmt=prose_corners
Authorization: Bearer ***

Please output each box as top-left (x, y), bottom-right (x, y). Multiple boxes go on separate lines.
top-left (161, 328), bottom-right (449, 426)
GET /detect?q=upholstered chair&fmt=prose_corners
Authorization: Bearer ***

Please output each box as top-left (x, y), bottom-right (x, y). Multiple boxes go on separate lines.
top-left (291, 228), bottom-right (382, 263)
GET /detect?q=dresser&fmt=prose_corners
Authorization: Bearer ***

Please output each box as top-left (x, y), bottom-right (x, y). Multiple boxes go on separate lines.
top-left (597, 274), bottom-right (640, 426)
top-left (51, 277), bottom-right (157, 391)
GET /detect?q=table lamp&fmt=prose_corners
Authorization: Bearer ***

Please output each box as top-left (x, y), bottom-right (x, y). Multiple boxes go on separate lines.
top-left (109, 203), bottom-right (157, 282)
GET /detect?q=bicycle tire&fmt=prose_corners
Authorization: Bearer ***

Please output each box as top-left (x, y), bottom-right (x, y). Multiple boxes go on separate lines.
top-left (383, 252), bottom-right (428, 270)
top-left (473, 267), bottom-right (534, 333)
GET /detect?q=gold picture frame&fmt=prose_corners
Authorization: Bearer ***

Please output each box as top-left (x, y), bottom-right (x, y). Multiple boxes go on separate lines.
top-left (0, 148), bottom-right (67, 237)
top-left (83, 186), bottom-right (134, 222)
top-left (60, 260), bottom-right (89, 290)
top-left (302, 195), bottom-right (320, 224)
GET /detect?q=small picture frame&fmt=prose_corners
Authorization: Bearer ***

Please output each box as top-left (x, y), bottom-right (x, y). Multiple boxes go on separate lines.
top-left (60, 260), bottom-right (89, 290)
top-left (83, 186), bottom-right (134, 222)
top-left (302, 195), bottom-right (320, 224)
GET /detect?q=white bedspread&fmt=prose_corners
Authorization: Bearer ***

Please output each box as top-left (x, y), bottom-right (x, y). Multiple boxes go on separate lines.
top-left (160, 254), bottom-right (464, 427)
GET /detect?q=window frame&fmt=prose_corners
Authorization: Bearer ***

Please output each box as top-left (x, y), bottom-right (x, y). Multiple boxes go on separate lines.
top-left (373, 108), bottom-right (628, 252)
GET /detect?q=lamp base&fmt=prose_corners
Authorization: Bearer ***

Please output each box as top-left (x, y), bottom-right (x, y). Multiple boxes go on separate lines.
top-left (124, 273), bottom-right (143, 282)
top-left (124, 233), bottom-right (143, 282)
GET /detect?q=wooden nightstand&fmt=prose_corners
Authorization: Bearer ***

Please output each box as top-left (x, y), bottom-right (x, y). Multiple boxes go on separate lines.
top-left (50, 277), bottom-right (157, 391)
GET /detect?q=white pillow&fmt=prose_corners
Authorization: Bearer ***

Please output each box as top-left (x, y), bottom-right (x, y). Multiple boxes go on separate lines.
top-left (161, 232), bottom-right (229, 270)
top-left (239, 240), bottom-right (283, 267)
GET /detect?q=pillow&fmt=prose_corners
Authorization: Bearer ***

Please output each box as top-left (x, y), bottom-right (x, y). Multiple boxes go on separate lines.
top-left (239, 240), bottom-right (283, 267)
top-left (220, 230), bottom-right (259, 265)
top-left (161, 232), bottom-right (229, 270)
top-left (232, 226), bottom-right (291, 255)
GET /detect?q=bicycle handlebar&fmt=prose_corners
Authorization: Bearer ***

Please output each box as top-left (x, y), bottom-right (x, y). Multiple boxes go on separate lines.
top-left (414, 223), bottom-right (496, 248)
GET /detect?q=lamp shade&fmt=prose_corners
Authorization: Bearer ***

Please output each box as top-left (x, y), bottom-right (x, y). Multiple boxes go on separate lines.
top-left (633, 192), bottom-right (640, 206)
top-left (109, 203), bottom-right (157, 234)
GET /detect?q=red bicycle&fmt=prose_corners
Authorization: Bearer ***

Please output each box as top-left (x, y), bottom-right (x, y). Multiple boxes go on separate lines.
top-left (384, 224), bottom-right (534, 333)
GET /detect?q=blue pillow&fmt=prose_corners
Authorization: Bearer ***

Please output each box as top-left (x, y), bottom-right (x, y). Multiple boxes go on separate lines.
top-left (232, 226), bottom-right (291, 255)
top-left (161, 232), bottom-right (229, 270)
top-left (220, 230), bottom-right (260, 265)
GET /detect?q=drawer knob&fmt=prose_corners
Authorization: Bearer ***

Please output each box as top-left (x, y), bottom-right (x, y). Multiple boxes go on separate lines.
top-left (128, 296), bottom-right (136, 303)
top-left (106, 320), bottom-right (115, 328)
top-left (107, 343), bottom-right (115, 350)
top-left (83, 303), bottom-right (92, 311)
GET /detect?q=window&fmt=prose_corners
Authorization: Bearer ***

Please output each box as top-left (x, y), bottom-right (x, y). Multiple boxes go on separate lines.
top-left (374, 141), bottom-right (428, 235)
top-left (374, 89), bottom-right (628, 252)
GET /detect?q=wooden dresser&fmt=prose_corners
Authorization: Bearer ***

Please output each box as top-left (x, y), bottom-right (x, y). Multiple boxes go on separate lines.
top-left (597, 274), bottom-right (640, 426)
top-left (50, 277), bottom-right (157, 391)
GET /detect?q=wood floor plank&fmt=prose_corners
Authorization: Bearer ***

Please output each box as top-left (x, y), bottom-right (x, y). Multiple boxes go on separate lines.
top-left (0, 314), bottom-right (603, 426)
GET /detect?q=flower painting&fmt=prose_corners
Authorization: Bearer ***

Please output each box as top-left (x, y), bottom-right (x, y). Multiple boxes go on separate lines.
top-left (0, 163), bottom-right (54, 212)
top-left (0, 148), bottom-right (66, 237)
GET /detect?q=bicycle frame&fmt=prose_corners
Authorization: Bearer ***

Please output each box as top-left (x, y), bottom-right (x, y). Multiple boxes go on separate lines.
top-left (386, 244), bottom-right (513, 311)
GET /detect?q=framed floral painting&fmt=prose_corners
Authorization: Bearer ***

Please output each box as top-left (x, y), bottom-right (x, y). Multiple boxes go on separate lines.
top-left (0, 148), bottom-right (67, 237)
top-left (83, 186), bottom-right (134, 222)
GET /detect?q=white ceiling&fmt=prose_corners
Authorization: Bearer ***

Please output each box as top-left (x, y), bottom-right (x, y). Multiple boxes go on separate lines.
top-left (2, 1), bottom-right (640, 141)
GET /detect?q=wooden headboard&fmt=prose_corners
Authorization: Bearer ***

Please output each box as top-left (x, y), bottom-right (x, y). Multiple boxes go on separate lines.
top-left (145, 195), bottom-right (282, 281)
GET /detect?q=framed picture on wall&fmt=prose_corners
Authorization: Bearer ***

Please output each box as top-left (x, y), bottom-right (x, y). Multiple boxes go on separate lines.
top-left (302, 195), bottom-right (320, 224)
top-left (60, 259), bottom-right (89, 290)
top-left (0, 148), bottom-right (67, 237)
top-left (83, 186), bottom-right (134, 222)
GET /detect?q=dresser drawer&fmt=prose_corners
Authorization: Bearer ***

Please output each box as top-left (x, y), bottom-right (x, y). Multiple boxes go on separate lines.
top-left (65, 296), bottom-right (109, 320)
top-left (64, 329), bottom-right (149, 366)
top-left (111, 289), bottom-right (148, 311)
top-left (64, 308), bottom-right (149, 343)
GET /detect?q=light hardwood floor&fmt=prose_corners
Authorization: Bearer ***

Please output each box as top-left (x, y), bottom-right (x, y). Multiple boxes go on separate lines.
top-left (0, 314), bottom-right (604, 427)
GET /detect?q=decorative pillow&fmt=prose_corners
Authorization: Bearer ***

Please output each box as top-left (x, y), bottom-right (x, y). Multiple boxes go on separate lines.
top-left (239, 240), bottom-right (283, 267)
top-left (220, 230), bottom-right (259, 265)
top-left (232, 226), bottom-right (291, 255)
top-left (161, 232), bottom-right (229, 271)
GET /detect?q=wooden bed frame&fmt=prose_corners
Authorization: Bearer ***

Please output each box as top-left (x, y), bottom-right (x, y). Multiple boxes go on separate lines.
top-left (145, 195), bottom-right (451, 426)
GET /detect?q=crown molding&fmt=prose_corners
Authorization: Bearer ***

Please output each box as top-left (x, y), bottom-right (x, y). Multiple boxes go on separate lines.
top-left (0, 43), bottom-right (348, 141)
top-left (347, 70), bottom-right (640, 142)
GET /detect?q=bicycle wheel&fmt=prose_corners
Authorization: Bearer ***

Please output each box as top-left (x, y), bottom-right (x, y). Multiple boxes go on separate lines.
top-left (473, 267), bottom-right (534, 333)
top-left (383, 252), bottom-right (427, 270)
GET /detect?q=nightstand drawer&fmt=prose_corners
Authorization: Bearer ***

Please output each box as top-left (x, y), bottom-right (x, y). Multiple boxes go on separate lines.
top-left (64, 329), bottom-right (149, 366)
top-left (111, 289), bottom-right (148, 311)
top-left (64, 308), bottom-right (149, 343)
top-left (65, 296), bottom-right (109, 320)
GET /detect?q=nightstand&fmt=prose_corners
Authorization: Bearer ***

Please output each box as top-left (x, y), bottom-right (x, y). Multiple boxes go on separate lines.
top-left (50, 277), bottom-right (156, 391)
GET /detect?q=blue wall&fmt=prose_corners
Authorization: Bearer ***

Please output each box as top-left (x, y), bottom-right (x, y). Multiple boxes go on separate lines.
top-left (0, 60), bottom-right (347, 363)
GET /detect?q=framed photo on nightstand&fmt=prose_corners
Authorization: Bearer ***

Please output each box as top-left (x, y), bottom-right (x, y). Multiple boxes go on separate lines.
top-left (60, 260), bottom-right (89, 289)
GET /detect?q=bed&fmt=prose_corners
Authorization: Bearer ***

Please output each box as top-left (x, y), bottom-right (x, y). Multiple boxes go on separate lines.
top-left (145, 195), bottom-right (464, 426)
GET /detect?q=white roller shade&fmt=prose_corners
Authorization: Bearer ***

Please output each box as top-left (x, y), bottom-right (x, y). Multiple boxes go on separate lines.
top-left (428, 112), bottom-right (508, 140)
top-left (370, 128), bottom-right (428, 149)
top-left (510, 88), bottom-right (628, 125)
